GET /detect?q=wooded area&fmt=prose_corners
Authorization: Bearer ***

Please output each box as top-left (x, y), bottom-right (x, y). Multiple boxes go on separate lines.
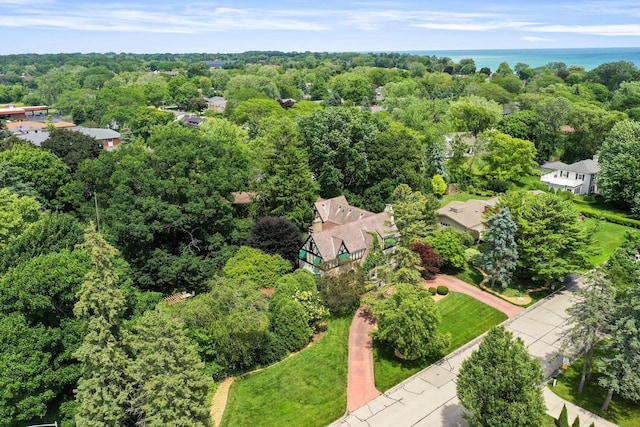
top-left (1, 50), bottom-right (639, 426)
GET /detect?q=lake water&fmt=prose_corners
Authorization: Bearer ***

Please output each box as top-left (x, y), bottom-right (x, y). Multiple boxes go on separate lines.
top-left (398, 47), bottom-right (640, 71)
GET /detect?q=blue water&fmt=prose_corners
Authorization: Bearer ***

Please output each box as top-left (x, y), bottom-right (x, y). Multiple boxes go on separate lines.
top-left (399, 47), bottom-right (640, 71)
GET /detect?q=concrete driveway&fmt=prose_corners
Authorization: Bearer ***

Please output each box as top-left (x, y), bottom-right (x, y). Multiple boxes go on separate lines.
top-left (330, 283), bottom-right (617, 427)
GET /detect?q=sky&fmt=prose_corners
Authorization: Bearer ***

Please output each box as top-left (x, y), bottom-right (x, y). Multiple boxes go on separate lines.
top-left (1, 0), bottom-right (640, 54)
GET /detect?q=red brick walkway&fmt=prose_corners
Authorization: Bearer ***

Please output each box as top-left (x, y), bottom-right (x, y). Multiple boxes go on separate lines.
top-left (427, 274), bottom-right (524, 318)
top-left (346, 307), bottom-right (380, 412)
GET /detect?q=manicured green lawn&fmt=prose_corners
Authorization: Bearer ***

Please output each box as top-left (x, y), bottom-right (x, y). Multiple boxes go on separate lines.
top-left (550, 351), bottom-right (640, 427)
top-left (583, 217), bottom-right (633, 266)
top-left (373, 292), bottom-right (508, 392)
top-left (220, 316), bottom-right (350, 427)
top-left (440, 192), bottom-right (492, 207)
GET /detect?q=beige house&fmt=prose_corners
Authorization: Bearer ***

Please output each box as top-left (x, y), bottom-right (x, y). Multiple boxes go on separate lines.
top-left (438, 197), bottom-right (500, 240)
top-left (299, 196), bottom-right (398, 276)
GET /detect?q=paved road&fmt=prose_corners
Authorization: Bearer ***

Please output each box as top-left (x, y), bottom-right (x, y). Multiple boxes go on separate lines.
top-left (347, 307), bottom-right (381, 412)
top-left (330, 284), bottom-right (617, 427)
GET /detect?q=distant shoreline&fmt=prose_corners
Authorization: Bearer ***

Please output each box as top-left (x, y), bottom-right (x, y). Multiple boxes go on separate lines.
top-left (387, 47), bottom-right (640, 71)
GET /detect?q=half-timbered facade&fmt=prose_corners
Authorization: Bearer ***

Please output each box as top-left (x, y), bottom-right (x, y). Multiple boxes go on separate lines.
top-left (299, 196), bottom-right (398, 276)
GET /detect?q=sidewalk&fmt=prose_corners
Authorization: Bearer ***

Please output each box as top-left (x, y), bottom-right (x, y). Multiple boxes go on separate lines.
top-left (544, 387), bottom-right (619, 427)
top-left (346, 307), bottom-right (381, 412)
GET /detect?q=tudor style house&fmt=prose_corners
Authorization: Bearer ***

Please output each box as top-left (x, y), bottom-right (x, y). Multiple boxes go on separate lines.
top-left (540, 156), bottom-right (600, 195)
top-left (298, 196), bottom-right (398, 276)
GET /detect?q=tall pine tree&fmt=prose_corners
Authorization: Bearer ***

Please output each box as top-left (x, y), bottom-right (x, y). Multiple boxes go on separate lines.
top-left (128, 310), bottom-right (213, 426)
top-left (73, 224), bottom-right (131, 426)
top-left (480, 207), bottom-right (518, 289)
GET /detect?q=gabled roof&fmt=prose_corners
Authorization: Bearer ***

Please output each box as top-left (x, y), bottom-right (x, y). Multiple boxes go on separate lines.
top-left (540, 158), bottom-right (599, 175)
top-left (311, 211), bottom-right (396, 261)
top-left (314, 196), bottom-right (374, 225)
top-left (15, 131), bottom-right (49, 146)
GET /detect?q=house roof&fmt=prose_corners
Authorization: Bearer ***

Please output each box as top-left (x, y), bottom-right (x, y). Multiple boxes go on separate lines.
top-left (437, 197), bottom-right (500, 230)
top-left (311, 211), bottom-right (396, 261)
top-left (72, 127), bottom-right (120, 140)
top-left (15, 131), bottom-right (50, 146)
top-left (310, 196), bottom-right (398, 262)
top-left (540, 158), bottom-right (599, 175)
top-left (314, 196), bottom-right (375, 225)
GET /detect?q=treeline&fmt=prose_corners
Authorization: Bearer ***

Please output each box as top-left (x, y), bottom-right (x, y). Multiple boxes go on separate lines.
top-left (2, 51), bottom-right (640, 424)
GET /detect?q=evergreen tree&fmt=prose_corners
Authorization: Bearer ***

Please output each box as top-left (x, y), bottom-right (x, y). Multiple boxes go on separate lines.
top-left (598, 290), bottom-right (640, 410)
top-left (128, 310), bottom-right (212, 426)
top-left (480, 207), bottom-right (518, 289)
top-left (251, 118), bottom-right (319, 228)
top-left (457, 326), bottom-right (546, 427)
top-left (557, 404), bottom-right (569, 427)
top-left (427, 140), bottom-right (447, 179)
top-left (571, 415), bottom-right (581, 427)
top-left (391, 184), bottom-right (439, 244)
top-left (73, 224), bottom-right (131, 426)
top-left (564, 268), bottom-right (616, 393)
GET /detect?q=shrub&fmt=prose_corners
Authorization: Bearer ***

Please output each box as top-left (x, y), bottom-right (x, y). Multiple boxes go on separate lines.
top-left (486, 179), bottom-right (509, 193)
top-left (436, 285), bottom-right (449, 295)
top-left (428, 287), bottom-right (437, 295)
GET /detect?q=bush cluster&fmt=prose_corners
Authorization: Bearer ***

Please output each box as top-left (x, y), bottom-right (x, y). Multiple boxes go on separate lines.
top-left (576, 206), bottom-right (640, 229)
top-left (436, 285), bottom-right (449, 295)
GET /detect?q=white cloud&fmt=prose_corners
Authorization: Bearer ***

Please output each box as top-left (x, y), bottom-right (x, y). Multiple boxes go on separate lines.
top-left (413, 21), bottom-right (535, 31)
top-left (529, 24), bottom-right (640, 36)
top-left (521, 36), bottom-right (553, 42)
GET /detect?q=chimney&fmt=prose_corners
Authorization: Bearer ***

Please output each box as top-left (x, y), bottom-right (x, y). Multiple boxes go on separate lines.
top-left (385, 204), bottom-right (394, 224)
top-left (312, 216), bottom-right (322, 233)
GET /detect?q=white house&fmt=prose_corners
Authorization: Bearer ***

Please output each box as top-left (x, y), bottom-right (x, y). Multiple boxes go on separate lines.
top-left (540, 156), bottom-right (600, 195)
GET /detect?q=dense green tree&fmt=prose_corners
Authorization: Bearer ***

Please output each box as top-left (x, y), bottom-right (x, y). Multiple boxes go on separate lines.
top-left (361, 121), bottom-right (425, 211)
top-left (41, 128), bottom-right (103, 172)
top-left (128, 310), bottom-right (212, 426)
top-left (391, 184), bottom-right (439, 244)
top-left (431, 174), bottom-right (447, 196)
top-left (366, 284), bottom-right (448, 359)
top-left (223, 246), bottom-right (291, 288)
top-left (450, 95), bottom-right (502, 136)
top-left (0, 143), bottom-right (70, 207)
top-left (73, 225), bottom-right (131, 426)
top-left (0, 188), bottom-right (41, 250)
top-left (317, 267), bottom-right (366, 314)
top-left (250, 118), bottom-right (319, 227)
top-left (597, 120), bottom-right (640, 209)
top-left (270, 298), bottom-right (312, 352)
top-left (480, 208), bottom-right (518, 289)
top-left (598, 310), bottom-right (640, 410)
top-left (172, 279), bottom-right (279, 377)
top-left (248, 216), bottom-right (303, 268)
top-left (563, 103), bottom-right (622, 163)
top-left (426, 227), bottom-right (472, 271)
top-left (605, 231), bottom-right (640, 293)
top-left (298, 107), bottom-right (377, 198)
top-left (0, 313), bottom-right (59, 425)
top-left (327, 72), bottom-right (375, 104)
top-left (231, 98), bottom-right (286, 139)
top-left (565, 268), bottom-right (616, 394)
top-left (457, 326), bottom-right (546, 427)
top-left (499, 191), bottom-right (590, 284)
top-left (482, 131), bottom-right (537, 183)
top-left (586, 61), bottom-right (638, 91)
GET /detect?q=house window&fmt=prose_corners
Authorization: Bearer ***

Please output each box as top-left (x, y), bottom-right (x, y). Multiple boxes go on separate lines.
top-left (107, 139), bottom-right (114, 147)
top-left (576, 173), bottom-right (584, 180)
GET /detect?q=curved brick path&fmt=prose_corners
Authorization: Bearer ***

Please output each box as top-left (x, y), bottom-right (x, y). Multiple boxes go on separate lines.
top-left (346, 307), bottom-right (381, 412)
top-left (427, 274), bottom-right (524, 318)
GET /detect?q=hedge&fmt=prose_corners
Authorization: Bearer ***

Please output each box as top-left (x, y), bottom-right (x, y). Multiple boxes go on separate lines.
top-left (574, 205), bottom-right (640, 229)
top-left (436, 285), bottom-right (449, 295)
top-left (428, 287), bottom-right (437, 296)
